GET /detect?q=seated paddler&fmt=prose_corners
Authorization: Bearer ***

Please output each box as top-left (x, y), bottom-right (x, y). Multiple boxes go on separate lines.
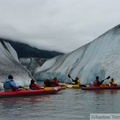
top-left (4, 75), bottom-right (23, 92)
top-left (72, 77), bottom-right (80, 85)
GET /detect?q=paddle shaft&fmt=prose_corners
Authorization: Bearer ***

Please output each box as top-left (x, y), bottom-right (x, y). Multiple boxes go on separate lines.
top-left (101, 76), bottom-right (110, 83)
top-left (68, 74), bottom-right (86, 86)
top-left (68, 74), bottom-right (74, 81)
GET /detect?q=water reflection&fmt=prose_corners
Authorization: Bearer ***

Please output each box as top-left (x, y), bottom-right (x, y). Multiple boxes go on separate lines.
top-left (0, 95), bottom-right (52, 109)
top-left (82, 90), bottom-right (120, 113)
top-left (85, 89), bottom-right (119, 95)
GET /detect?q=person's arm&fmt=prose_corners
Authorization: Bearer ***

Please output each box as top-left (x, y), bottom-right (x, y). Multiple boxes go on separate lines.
top-left (72, 79), bottom-right (75, 82)
top-left (10, 81), bottom-right (19, 89)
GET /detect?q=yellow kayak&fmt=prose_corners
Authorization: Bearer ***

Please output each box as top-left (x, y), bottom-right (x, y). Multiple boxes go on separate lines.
top-left (59, 83), bottom-right (80, 89)
top-left (65, 84), bottom-right (80, 88)
top-left (43, 86), bottom-right (66, 90)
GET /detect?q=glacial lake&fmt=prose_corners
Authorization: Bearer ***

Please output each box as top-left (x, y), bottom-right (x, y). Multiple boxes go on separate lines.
top-left (0, 83), bottom-right (120, 120)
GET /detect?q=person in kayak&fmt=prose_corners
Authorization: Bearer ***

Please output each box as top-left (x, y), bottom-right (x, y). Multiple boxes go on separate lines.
top-left (109, 78), bottom-right (117, 86)
top-left (51, 77), bottom-right (60, 86)
top-left (44, 79), bottom-right (52, 87)
top-left (29, 79), bottom-right (42, 90)
top-left (72, 77), bottom-right (80, 85)
top-left (93, 76), bottom-right (101, 86)
top-left (4, 75), bottom-right (22, 92)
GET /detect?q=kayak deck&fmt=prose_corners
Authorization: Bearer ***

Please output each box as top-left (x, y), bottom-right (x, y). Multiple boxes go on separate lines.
top-left (81, 86), bottom-right (120, 90)
top-left (65, 84), bottom-right (80, 88)
top-left (0, 87), bottom-right (62, 98)
top-left (59, 83), bottom-right (80, 88)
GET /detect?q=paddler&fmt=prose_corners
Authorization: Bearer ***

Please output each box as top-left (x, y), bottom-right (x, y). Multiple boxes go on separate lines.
top-left (72, 77), bottom-right (80, 85)
top-left (4, 75), bottom-right (23, 92)
top-left (29, 79), bottom-right (42, 90)
top-left (93, 76), bottom-right (101, 86)
top-left (109, 78), bottom-right (117, 86)
top-left (94, 76), bottom-right (111, 86)
top-left (51, 77), bottom-right (60, 86)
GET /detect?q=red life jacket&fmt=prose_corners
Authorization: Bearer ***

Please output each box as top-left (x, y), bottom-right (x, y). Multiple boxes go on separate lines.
top-left (52, 80), bottom-right (59, 86)
top-left (44, 80), bottom-right (52, 87)
top-left (94, 80), bottom-right (100, 86)
top-left (29, 83), bottom-right (41, 90)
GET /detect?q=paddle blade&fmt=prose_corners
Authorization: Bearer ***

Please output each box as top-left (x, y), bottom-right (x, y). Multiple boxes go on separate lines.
top-left (68, 74), bottom-right (71, 78)
top-left (68, 74), bottom-right (74, 80)
top-left (106, 76), bottom-right (110, 79)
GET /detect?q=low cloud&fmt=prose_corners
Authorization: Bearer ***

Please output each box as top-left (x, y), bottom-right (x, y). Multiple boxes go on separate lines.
top-left (0, 0), bottom-right (120, 53)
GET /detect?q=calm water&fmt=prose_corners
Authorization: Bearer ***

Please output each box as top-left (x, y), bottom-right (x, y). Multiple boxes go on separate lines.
top-left (0, 87), bottom-right (120, 120)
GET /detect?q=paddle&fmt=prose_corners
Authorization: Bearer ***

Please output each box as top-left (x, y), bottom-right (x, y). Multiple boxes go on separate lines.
top-left (68, 74), bottom-right (74, 81)
top-left (68, 74), bottom-right (84, 86)
top-left (101, 76), bottom-right (110, 84)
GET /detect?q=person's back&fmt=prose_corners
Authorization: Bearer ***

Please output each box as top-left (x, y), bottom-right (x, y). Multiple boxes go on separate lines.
top-left (4, 75), bottom-right (20, 92)
top-left (52, 78), bottom-right (59, 86)
top-left (93, 76), bottom-right (101, 86)
top-left (29, 79), bottom-right (41, 90)
top-left (52, 80), bottom-right (59, 86)
top-left (4, 79), bottom-right (13, 91)
top-left (44, 79), bottom-right (52, 87)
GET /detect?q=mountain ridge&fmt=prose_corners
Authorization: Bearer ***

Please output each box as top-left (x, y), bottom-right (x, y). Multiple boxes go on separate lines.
top-left (0, 38), bottom-right (64, 58)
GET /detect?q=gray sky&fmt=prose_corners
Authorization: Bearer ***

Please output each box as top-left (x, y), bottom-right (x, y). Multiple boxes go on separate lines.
top-left (0, 0), bottom-right (120, 53)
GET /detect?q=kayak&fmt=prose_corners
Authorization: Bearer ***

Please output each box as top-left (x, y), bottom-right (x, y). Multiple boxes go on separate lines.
top-left (43, 85), bottom-right (66, 90)
top-left (59, 83), bottom-right (80, 89)
top-left (81, 86), bottom-right (120, 90)
top-left (65, 84), bottom-right (80, 88)
top-left (0, 87), bottom-right (62, 98)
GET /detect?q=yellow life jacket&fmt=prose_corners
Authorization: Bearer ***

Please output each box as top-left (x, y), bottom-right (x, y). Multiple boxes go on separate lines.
top-left (77, 79), bottom-right (80, 85)
top-left (100, 83), bottom-right (107, 86)
top-left (110, 80), bottom-right (116, 85)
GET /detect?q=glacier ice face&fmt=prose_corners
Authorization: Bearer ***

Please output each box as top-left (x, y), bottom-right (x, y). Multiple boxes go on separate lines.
top-left (34, 24), bottom-right (120, 85)
top-left (19, 57), bottom-right (47, 75)
top-left (0, 41), bottom-right (32, 89)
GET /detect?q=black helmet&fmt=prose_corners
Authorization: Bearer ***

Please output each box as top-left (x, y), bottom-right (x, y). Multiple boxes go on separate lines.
top-left (8, 75), bottom-right (13, 79)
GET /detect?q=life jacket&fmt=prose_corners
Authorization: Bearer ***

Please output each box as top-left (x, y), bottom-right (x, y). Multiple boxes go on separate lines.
top-left (52, 80), bottom-right (59, 86)
top-left (100, 83), bottom-right (107, 86)
top-left (4, 80), bottom-right (13, 91)
top-left (29, 83), bottom-right (41, 90)
top-left (77, 79), bottom-right (80, 85)
top-left (110, 80), bottom-right (117, 86)
top-left (44, 79), bottom-right (52, 87)
top-left (94, 80), bottom-right (100, 86)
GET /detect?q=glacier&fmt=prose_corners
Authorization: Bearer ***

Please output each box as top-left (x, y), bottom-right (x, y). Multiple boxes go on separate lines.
top-left (34, 24), bottom-right (120, 85)
top-left (19, 58), bottom-right (48, 75)
top-left (0, 40), bottom-right (32, 89)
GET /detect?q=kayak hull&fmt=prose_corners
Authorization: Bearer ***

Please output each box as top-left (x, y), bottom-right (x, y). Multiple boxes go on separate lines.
top-left (0, 87), bottom-right (62, 98)
top-left (65, 84), bottom-right (80, 88)
top-left (81, 86), bottom-right (120, 90)
top-left (59, 83), bottom-right (80, 88)
top-left (44, 86), bottom-right (66, 90)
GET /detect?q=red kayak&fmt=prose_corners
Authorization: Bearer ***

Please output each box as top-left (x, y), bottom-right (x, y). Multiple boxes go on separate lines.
top-left (81, 86), bottom-right (120, 90)
top-left (0, 87), bottom-right (62, 98)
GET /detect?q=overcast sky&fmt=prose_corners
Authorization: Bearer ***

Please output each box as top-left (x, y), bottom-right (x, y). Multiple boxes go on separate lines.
top-left (0, 0), bottom-right (120, 53)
